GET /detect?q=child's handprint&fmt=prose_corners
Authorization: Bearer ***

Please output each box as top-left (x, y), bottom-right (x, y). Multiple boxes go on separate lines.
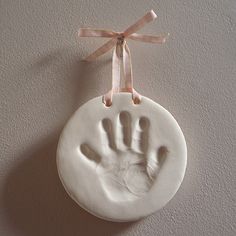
top-left (80, 111), bottom-right (168, 202)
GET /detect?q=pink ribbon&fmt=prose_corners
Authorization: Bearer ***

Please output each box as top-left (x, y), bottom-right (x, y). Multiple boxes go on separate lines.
top-left (78, 10), bottom-right (169, 106)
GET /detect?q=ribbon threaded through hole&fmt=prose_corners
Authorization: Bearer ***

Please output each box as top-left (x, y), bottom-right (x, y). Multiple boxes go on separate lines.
top-left (78, 10), bottom-right (169, 105)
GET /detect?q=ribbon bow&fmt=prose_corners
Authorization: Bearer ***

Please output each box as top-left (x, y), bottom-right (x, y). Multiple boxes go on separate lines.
top-left (78, 10), bottom-right (169, 106)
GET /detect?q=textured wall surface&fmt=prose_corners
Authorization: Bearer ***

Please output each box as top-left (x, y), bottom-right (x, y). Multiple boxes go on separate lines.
top-left (0, 0), bottom-right (235, 235)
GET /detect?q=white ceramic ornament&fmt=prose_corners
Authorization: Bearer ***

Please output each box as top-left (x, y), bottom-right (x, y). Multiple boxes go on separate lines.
top-left (57, 10), bottom-right (187, 222)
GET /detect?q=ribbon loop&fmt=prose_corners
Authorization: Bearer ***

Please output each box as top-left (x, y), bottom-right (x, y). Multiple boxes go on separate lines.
top-left (78, 10), bottom-right (169, 106)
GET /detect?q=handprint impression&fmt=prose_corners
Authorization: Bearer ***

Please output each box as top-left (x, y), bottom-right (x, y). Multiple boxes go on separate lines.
top-left (80, 111), bottom-right (168, 202)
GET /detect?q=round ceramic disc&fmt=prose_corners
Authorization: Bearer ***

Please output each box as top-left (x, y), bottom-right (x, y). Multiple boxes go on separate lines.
top-left (57, 93), bottom-right (187, 222)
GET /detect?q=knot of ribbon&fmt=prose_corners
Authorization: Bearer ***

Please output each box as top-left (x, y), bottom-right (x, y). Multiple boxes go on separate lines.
top-left (78, 10), bottom-right (169, 106)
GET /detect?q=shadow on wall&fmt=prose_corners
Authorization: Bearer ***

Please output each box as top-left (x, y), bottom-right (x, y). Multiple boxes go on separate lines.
top-left (2, 49), bottom-right (135, 236)
top-left (3, 136), bottom-right (134, 236)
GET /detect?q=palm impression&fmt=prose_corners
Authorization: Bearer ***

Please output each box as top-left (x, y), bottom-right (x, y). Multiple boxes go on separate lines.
top-left (80, 111), bottom-right (168, 202)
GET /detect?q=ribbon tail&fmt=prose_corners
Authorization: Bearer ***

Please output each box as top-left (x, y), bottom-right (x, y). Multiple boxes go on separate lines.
top-left (84, 38), bottom-right (117, 61)
top-left (129, 33), bottom-right (170, 43)
top-left (78, 28), bottom-right (116, 37)
top-left (123, 10), bottom-right (157, 37)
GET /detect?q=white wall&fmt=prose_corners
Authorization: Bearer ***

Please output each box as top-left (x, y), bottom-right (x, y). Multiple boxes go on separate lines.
top-left (0, 0), bottom-right (235, 235)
